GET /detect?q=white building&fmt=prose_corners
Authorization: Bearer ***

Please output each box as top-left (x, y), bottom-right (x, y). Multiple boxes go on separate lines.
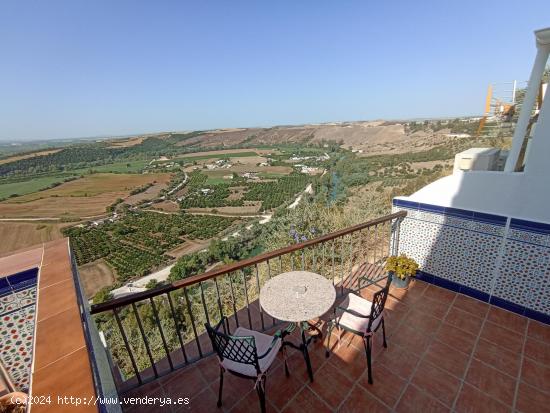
top-left (392, 27), bottom-right (550, 322)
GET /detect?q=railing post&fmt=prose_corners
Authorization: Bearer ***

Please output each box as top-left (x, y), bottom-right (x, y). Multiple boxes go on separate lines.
top-left (390, 216), bottom-right (403, 256)
top-left (87, 211), bottom-right (407, 392)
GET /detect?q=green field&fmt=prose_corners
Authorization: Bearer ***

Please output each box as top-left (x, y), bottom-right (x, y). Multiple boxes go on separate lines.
top-left (172, 151), bottom-right (259, 162)
top-left (205, 177), bottom-right (228, 185)
top-left (258, 171), bottom-right (288, 179)
top-left (0, 175), bottom-right (78, 200)
top-left (72, 160), bottom-right (150, 174)
top-left (0, 160), bottom-right (152, 201)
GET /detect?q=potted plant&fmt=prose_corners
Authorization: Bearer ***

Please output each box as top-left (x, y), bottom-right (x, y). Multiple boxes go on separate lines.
top-left (384, 254), bottom-right (419, 289)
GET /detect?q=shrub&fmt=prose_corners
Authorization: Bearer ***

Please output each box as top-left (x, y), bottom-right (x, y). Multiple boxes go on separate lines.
top-left (384, 254), bottom-right (419, 280)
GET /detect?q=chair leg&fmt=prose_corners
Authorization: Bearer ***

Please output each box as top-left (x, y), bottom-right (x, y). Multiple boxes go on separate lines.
top-left (256, 375), bottom-right (266, 413)
top-left (325, 321), bottom-right (334, 358)
top-left (382, 318), bottom-right (388, 348)
top-left (283, 347), bottom-right (290, 377)
top-left (217, 367), bottom-right (224, 408)
top-left (363, 336), bottom-right (373, 385)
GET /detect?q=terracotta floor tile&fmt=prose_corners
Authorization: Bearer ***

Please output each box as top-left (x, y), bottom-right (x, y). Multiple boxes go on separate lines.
top-left (454, 383), bottom-right (511, 413)
top-left (479, 321), bottom-right (524, 354)
top-left (161, 366), bottom-right (207, 402)
top-left (435, 322), bottom-right (477, 355)
top-left (473, 338), bottom-right (521, 378)
top-left (286, 340), bottom-right (328, 383)
top-left (527, 320), bottom-right (550, 343)
top-left (325, 328), bottom-right (357, 353)
top-left (209, 373), bottom-right (254, 410)
top-left (486, 306), bottom-right (528, 335)
top-left (444, 306), bottom-right (484, 335)
top-left (465, 359), bottom-right (516, 406)
top-left (391, 324), bottom-right (433, 353)
top-left (395, 384), bottom-right (449, 413)
top-left (308, 361), bottom-right (354, 409)
top-left (424, 339), bottom-right (470, 378)
top-left (359, 364), bottom-right (406, 408)
top-left (515, 381), bottom-right (550, 413)
top-left (111, 281), bottom-right (543, 413)
top-left (524, 336), bottom-right (550, 366)
top-left (338, 385), bottom-right (390, 413)
top-left (410, 295), bottom-right (451, 320)
top-left (388, 281), bottom-right (427, 305)
top-left (383, 302), bottom-right (409, 330)
top-left (195, 355), bottom-right (222, 384)
top-left (327, 339), bottom-right (368, 381)
top-left (452, 294), bottom-right (489, 318)
top-left (411, 359), bottom-right (461, 407)
top-left (229, 387), bottom-right (277, 413)
top-left (521, 356), bottom-right (550, 393)
top-left (281, 386), bottom-right (331, 413)
top-left (178, 388), bottom-right (219, 413)
top-left (402, 310), bottom-right (442, 336)
top-left (122, 379), bottom-right (163, 400)
top-left (377, 343), bottom-right (420, 381)
top-left (423, 284), bottom-right (457, 303)
top-left (265, 363), bottom-right (305, 411)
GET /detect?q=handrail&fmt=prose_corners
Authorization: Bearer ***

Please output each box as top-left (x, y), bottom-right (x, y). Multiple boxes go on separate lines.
top-left (90, 211), bottom-right (406, 314)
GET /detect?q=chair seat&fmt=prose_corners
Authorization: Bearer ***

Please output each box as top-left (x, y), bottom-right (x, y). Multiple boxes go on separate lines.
top-left (221, 327), bottom-right (281, 377)
top-left (337, 293), bottom-right (382, 335)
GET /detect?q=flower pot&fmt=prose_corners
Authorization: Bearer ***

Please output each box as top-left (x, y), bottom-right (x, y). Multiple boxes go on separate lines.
top-left (389, 272), bottom-right (410, 289)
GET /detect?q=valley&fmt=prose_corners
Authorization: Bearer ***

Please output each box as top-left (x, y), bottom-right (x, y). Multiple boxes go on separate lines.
top-left (0, 117), bottom-right (497, 301)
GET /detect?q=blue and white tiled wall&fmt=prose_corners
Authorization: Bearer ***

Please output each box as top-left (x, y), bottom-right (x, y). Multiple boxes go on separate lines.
top-left (0, 267), bottom-right (38, 391)
top-left (392, 199), bottom-right (550, 325)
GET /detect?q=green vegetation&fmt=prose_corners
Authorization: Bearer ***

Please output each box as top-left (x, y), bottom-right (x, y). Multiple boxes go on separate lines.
top-left (65, 211), bottom-right (237, 282)
top-left (243, 174), bottom-right (310, 211)
top-left (89, 129), bottom-right (513, 379)
top-left (385, 254), bottom-right (419, 280)
top-left (129, 183), bottom-right (154, 196)
top-left (0, 175), bottom-right (80, 200)
top-left (172, 151), bottom-right (259, 162)
top-left (93, 286), bottom-right (114, 304)
top-left (178, 171), bottom-right (310, 211)
top-left (405, 118), bottom-right (480, 135)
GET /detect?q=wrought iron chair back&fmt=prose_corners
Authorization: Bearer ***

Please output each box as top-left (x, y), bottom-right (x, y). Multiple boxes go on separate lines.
top-left (205, 319), bottom-right (261, 375)
top-left (366, 276), bottom-right (391, 333)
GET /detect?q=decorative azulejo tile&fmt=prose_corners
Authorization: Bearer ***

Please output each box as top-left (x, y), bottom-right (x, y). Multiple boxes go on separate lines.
top-left (508, 228), bottom-right (549, 246)
top-left (393, 201), bottom-right (550, 321)
top-left (0, 267), bottom-right (38, 392)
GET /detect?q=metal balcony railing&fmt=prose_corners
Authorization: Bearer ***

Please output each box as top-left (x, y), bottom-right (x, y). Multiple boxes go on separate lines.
top-left (88, 211), bottom-right (406, 392)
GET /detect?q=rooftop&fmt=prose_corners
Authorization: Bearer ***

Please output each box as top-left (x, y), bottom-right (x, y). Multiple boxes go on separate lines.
top-left (0, 239), bottom-right (97, 413)
top-left (121, 279), bottom-right (550, 413)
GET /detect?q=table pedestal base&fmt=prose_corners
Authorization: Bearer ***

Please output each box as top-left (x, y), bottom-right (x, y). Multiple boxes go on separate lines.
top-left (282, 321), bottom-right (322, 382)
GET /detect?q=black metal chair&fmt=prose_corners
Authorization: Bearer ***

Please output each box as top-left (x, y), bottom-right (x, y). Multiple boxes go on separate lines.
top-left (205, 317), bottom-right (287, 413)
top-left (325, 277), bottom-right (391, 384)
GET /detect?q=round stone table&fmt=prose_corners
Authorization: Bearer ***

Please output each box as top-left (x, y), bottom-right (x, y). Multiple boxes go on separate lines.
top-left (260, 271), bottom-right (336, 322)
top-left (260, 271), bottom-right (336, 381)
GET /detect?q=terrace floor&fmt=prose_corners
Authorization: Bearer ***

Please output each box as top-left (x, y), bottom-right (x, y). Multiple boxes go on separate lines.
top-left (122, 279), bottom-right (550, 413)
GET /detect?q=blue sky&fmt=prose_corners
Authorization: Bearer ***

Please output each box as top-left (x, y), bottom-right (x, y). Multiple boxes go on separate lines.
top-left (0, 1), bottom-right (548, 140)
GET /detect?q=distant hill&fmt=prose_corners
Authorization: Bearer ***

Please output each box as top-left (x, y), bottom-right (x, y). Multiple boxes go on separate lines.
top-left (104, 119), bottom-right (467, 157)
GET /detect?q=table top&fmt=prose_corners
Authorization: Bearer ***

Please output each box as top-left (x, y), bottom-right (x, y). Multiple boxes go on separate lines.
top-left (259, 271), bottom-right (336, 322)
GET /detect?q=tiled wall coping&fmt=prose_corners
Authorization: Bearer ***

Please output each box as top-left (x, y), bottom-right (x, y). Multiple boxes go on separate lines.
top-left (393, 198), bottom-right (508, 226)
top-left (29, 239), bottom-right (99, 413)
top-left (394, 198), bottom-right (550, 233)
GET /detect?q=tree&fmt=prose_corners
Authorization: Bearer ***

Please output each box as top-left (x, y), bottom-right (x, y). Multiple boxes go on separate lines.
top-left (145, 279), bottom-right (159, 289)
top-left (93, 287), bottom-right (113, 304)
